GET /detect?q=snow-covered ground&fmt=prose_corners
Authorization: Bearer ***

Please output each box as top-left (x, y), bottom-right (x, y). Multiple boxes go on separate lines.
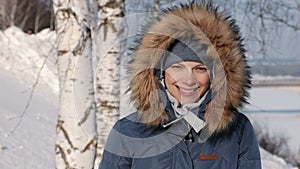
top-left (245, 87), bottom-right (300, 169)
top-left (0, 70), bottom-right (58, 169)
top-left (0, 27), bottom-right (59, 169)
top-left (0, 27), bottom-right (299, 169)
top-left (245, 87), bottom-right (300, 156)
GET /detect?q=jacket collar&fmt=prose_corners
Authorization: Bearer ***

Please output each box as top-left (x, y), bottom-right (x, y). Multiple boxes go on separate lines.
top-left (159, 82), bottom-right (213, 128)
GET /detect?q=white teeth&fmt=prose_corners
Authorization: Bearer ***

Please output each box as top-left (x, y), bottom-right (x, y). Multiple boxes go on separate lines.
top-left (180, 88), bottom-right (195, 93)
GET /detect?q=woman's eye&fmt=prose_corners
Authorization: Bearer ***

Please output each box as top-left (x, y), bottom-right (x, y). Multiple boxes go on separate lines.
top-left (194, 67), bottom-right (207, 72)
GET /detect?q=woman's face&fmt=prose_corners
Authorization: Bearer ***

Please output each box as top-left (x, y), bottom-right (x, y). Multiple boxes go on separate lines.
top-left (165, 61), bottom-right (210, 105)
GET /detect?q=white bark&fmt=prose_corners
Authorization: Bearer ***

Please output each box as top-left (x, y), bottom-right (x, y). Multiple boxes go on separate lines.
top-left (93, 2), bottom-right (161, 167)
top-left (93, 0), bottom-right (124, 167)
top-left (54, 0), bottom-right (97, 168)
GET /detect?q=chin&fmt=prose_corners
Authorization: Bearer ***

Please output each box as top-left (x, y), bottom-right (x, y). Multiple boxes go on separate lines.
top-left (180, 97), bottom-right (199, 105)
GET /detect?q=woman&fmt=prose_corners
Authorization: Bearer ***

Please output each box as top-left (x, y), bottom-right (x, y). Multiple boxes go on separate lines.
top-left (99, 2), bottom-right (261, 169)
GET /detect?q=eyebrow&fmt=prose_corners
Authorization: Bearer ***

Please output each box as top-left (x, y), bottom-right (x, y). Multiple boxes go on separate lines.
top-left (173, 62), bottom-right (205, 66)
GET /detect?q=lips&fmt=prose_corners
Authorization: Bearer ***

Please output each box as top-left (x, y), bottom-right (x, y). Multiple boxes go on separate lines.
top-left (175, 85), bottom-right (199, 96)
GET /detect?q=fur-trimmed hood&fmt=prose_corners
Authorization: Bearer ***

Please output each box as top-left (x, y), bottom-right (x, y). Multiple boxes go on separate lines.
top-left (128, 3), bottom-right (251, 137)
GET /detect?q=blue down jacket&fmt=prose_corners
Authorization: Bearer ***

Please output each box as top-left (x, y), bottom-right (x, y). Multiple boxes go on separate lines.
top-left (99, 104), bottom-right (261, 169)
top-left (99, 2), bottom-right (261, 169)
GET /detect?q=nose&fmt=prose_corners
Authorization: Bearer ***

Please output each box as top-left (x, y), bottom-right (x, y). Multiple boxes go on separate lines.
top-left (181, 70), bottom-right (196, 86)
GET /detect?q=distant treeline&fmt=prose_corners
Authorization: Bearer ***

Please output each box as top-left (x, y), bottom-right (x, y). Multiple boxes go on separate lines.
top-left (0, 0), bottom-right (54, 33)
top-left (249, 60), bottom-right (300, 77)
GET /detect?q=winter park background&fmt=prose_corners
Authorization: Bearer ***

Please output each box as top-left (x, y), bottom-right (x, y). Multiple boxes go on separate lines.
top-left (1, 0), bottom-right (300, 169)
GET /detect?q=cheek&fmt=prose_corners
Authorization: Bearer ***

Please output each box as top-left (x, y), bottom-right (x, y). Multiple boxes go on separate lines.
top-left (165, 73), bottom-right (177, 86)
top-left (197, 73), bottom-right (210, 87)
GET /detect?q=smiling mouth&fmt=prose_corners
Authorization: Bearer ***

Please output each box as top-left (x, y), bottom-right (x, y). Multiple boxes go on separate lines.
top-left (175, 85), bottom-right (199, 95)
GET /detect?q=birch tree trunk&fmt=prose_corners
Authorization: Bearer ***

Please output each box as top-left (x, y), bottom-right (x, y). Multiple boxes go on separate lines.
top-left (9, 0), bottom-right (17, 27)
top-left (34, 5), bottom-right (41, 33)
top-left (93, 0), bottom-right (164, 167)
top-left (93, 0), bottom-right (124, 167)
top-left (54, 0), bottom-right (97, 168)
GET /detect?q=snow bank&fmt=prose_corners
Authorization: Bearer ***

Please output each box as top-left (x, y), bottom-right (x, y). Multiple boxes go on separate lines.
top-left (0, 26), bottom-right (58, 102)
top-left (261, 148), bottom-right (297, 169)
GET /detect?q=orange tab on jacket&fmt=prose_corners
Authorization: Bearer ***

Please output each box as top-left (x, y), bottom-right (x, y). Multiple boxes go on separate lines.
top-left (199, 154), bottom-right (218, 161)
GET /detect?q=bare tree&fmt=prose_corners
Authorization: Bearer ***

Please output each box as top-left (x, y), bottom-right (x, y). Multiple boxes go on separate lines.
top-left (34, 0), bottom-right (54, 33)
top-left (211, 0), bottom-right (300, 59)
top-left (0, 0), bottom-right (53, 33)
top-left (53, 0), bottom-right (97, 168)
top-left (0, 0), bottom-right (18, 28)
top-left (17, 0), bottom-right (36, 31)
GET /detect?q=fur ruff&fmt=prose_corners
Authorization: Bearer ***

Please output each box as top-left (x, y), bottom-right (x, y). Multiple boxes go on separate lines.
top-left (128, 2), bottom-right (251, 136)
